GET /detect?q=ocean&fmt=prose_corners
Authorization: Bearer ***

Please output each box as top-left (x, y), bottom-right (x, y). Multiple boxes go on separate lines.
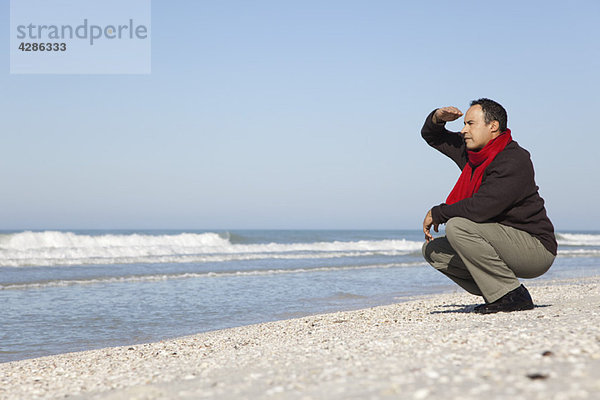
top-left (1, 229), bottom-right (599, 363)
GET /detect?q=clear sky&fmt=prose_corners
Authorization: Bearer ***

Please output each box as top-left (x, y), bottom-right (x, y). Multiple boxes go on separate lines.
top-left (1, 0), bottom-right (598, 230)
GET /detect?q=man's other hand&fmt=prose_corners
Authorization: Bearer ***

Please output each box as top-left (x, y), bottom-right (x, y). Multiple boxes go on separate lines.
top-left (423, 209), bottom-right (439, 242)
top-left (432, 106), bottom-right (463, 124)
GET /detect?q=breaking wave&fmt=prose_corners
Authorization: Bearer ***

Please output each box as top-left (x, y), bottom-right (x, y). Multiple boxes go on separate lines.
top-left (0, 231), bottom-right (423, 267)
top-left (556, 233), bottom-right (600, 247)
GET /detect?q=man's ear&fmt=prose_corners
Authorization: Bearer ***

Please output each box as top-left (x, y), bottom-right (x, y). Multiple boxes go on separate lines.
top-left (490, 120), bottom-right (500, 133)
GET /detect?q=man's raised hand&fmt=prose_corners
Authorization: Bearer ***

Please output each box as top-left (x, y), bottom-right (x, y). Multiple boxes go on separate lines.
top-left (432, 106), bottom-right (463, 124)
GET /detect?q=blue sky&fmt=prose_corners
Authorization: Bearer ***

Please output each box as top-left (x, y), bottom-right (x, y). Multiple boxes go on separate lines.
top-left (1, 0), bottom-right (598, 230)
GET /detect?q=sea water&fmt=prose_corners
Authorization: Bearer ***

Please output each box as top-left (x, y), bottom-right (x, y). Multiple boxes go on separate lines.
top-left (1, 229), bottom-right (599, 363)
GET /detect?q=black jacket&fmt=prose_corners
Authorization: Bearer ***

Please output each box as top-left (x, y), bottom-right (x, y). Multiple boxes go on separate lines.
top-left (422, 110), bottom-right (557, 255)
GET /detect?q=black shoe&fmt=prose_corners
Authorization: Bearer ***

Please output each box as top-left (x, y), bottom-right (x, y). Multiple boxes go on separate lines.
top-left (473, 285), bottom-right (534, 314)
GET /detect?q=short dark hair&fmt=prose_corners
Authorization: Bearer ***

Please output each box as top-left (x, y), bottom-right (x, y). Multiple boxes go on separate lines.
top-left (470, 98), bottom-right (508, 132)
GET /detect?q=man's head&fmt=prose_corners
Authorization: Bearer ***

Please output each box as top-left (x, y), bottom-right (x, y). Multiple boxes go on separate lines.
top-left (461, 98), bottom-right (508, 151)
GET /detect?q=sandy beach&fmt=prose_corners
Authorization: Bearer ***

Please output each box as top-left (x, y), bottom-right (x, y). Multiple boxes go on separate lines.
top-left (1, 277), bottom-right (599, 400)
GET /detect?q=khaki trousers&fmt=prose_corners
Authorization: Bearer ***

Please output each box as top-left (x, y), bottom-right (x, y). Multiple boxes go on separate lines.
top-left (422, 217), bottom-right (555, 303)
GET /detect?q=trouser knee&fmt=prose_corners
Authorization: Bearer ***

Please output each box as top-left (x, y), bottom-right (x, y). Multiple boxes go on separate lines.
top-left (422, 238), bottom-right (451, 270)
top-left (445, 217), bottom-right (473, 247)
top-left (422, 241), bottom-right (431, 263)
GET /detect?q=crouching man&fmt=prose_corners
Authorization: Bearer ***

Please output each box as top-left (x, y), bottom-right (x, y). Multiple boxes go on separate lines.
top-left (421, 98), bottom-right (557, 314)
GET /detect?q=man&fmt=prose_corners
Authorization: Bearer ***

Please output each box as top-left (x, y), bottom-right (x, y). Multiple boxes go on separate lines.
top-left (421, 98), bottom-right (557, 314)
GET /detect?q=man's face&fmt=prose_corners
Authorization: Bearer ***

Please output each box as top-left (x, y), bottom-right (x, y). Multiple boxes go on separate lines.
top-left (460, 105), bottom-right (497, 151)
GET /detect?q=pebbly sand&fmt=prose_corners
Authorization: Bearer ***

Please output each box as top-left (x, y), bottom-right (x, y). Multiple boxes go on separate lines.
top-left (1, 277), bottom-right (599, 400)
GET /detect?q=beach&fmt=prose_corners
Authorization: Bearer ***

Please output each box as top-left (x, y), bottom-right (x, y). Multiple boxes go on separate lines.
top-left (2, 277), bottom-right (599, 400)
top-left (2, 229), bottom-right (599, 364)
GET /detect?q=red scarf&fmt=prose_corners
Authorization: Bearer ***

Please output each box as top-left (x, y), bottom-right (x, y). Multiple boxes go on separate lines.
top-left (445, 130), bottom-right (512, 205)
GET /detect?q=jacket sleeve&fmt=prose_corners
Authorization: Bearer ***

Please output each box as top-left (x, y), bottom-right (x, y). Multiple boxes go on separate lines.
top-left (421, 109), bottom-right (467, 169)
top-left (430, 150), bottom-right (533, 225)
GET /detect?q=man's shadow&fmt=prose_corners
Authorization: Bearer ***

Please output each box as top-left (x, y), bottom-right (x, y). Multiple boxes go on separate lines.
top-left (430, 304), bottom-right (551, 314)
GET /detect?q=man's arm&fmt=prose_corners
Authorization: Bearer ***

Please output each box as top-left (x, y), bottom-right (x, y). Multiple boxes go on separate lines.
top-left (421, 107), bottom-right (467, 169)
top-left (421, 106), bottom-right (466, 241)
